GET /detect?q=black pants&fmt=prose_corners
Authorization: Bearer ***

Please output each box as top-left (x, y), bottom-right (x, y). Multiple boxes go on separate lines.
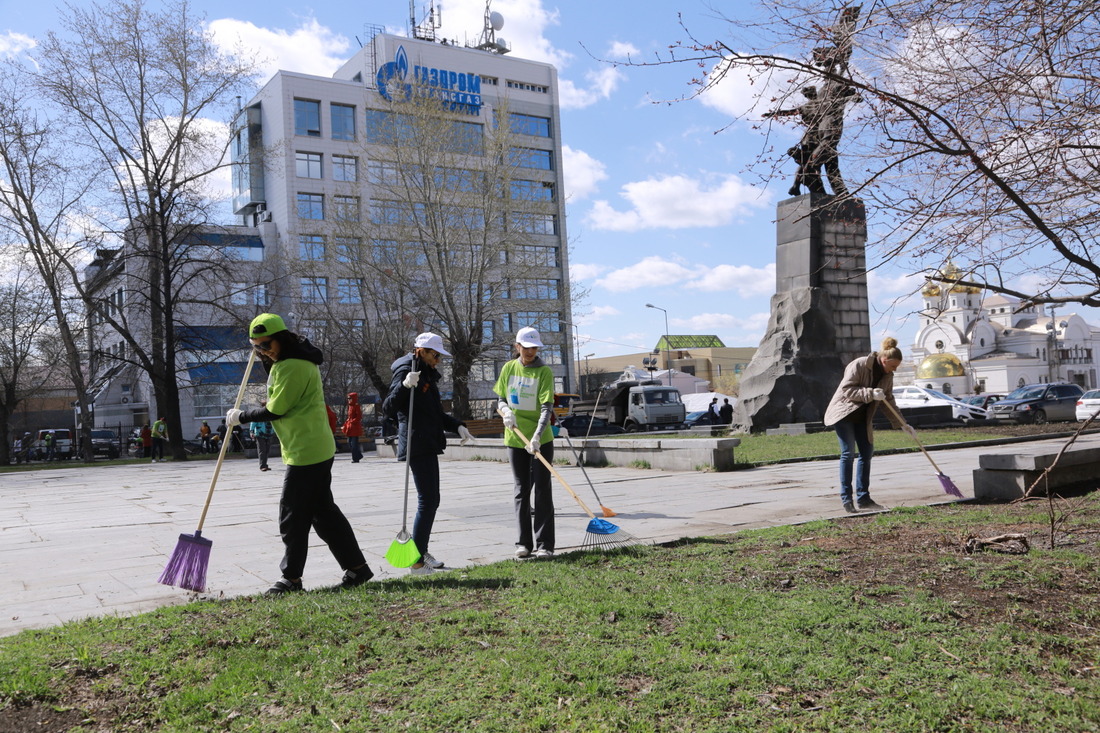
top-left (278, 457), bottom-right (366, 580)
top-left (509, 442), bottom-right (555, 552)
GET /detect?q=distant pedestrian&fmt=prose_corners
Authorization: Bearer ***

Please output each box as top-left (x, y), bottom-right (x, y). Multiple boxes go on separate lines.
top-left (708, 397), bottom-right (720, 422)
top-left (226, 313), bottom-right (373, 594)
top-left (13, 434), bottom-right (24, 464)
top-left (197, 421), bottom-right (213, 453)
top-left (140, 424), bottom-right (152, 459)
top-left (251, 419), bottom-right (275, 471)
top-left (495, 327), bottom-right (557, 560)
top-left (44, 431), bottom-right (56, 461)
top-left (215, 419), bottom-right (227, 450)
top-left (823, 337), bottom-right (917, 513)
top-left (719, 398), bottom-right (734, 426)
top-left (383, 332), bottom-right (473, 575)
top-left (20, 432), bottom-right (32, 463)
top-left (343, 392), bottom-right (364, 463)
top-left (151, 417), bottom-right (167, 462)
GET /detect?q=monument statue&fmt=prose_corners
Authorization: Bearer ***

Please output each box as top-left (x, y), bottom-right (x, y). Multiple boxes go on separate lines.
top-left (764, 6), bottom-right (861, 197)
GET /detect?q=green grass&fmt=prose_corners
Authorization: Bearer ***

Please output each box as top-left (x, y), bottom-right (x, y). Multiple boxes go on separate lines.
top-left (3, 499), bottom-right (1098, 731)
top-left (732, 428), bottom-right (1013, 465)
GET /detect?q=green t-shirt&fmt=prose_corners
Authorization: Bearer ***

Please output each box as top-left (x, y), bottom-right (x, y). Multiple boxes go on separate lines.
top-left (152, 420), bottom-right (167, 439)
top-left (266, 358), bottom-right (335, 466)
top-left (493, 358), bottom-right (555, 449)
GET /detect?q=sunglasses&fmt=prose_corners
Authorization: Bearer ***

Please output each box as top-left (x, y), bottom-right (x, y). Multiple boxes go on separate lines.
top-left (253, 340), bottom-right (274, 351)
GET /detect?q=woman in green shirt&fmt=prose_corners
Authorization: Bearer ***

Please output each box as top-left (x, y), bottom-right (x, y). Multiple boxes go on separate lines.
top-left (227, 313), bottom-right (373, 594)
top-left (494, 327), bottom-right (557, 559)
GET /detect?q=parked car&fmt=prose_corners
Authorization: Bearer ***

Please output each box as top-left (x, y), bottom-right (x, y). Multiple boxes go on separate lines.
top-left (989, 383), bottom-right (1085, 424)
top-left (1075, 389), bottom-right (1100, 422)
top-left (891, 386), bottom-right (988, 422)
top-left (683, 410), bottom-right (717, 428)
top-left (959, 393), bottom-right (1006, 410)
top-left (33, 428), bottom-right (73, 460)
top-left (558, 414), bottom-right (627, 437)
top-left (88, 429), bottom-right (121, 459)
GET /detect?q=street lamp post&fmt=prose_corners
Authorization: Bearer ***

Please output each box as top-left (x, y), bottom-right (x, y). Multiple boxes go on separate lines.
top-left (645, 303), bottom-right (672, 386)
top-left (583, 353), bottom-right (594, 395)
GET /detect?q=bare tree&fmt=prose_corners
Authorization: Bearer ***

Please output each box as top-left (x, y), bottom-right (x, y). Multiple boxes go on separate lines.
top-left (30, 0), bottom-right (255, 458)
top-left (331, 89), bottom-right (573, 419)
top-left (652, 0), bottom-right (1100, 309)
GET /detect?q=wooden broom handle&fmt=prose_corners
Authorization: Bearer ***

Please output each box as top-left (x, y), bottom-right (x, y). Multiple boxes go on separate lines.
top-left (499, 410), bottom-right (596, 519)
top-left (196, 349), bottom-right (257, 532)
top-left (880, 398), bottom-right (946, 475)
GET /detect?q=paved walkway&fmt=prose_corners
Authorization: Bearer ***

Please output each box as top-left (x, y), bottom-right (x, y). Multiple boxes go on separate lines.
top-left (3, 434), bottom-right (1095, 637)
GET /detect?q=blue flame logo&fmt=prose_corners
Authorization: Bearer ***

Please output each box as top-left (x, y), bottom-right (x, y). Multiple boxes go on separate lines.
top-left (394, 46), bottom-right (409, 80)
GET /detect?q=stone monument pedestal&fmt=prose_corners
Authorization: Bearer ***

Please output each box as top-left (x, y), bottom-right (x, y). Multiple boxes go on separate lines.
top-left (734, 194), bottom-right (871, 432)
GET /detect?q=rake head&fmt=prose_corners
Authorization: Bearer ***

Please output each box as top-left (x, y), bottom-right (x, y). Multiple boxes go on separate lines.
top-left (581, 517), bottom-right (639, 551)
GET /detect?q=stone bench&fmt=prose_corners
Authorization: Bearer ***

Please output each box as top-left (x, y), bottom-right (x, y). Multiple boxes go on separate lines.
top-left (973, 444), bottom-right (1100, 500)
top-left (378, 435), bottom-right (742, 472)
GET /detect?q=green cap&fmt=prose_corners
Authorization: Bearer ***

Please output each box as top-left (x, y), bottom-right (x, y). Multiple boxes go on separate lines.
top-left (250, 313), bottom-right (287, 338)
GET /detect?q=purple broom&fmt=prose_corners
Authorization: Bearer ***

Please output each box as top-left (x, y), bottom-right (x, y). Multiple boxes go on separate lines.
top-left (159, 349), bottom-right (257, 592)
top-left (883, 401), bottom-right (964, 498)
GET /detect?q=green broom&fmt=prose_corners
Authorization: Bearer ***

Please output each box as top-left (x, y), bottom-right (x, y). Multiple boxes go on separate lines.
top-left (385, 360), bottom-right (422, 568)
top-left (159, 349), bottom-right (257, 592)
top-left (502, 415), bottom-right (638, 551)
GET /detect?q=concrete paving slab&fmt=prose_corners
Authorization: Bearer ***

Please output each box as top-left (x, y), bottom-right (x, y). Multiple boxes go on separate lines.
top-left (3, 434), bottom-right (1095, 637)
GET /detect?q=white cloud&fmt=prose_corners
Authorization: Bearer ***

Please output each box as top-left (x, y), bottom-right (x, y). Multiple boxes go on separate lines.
top-left (208, 18), bottom-right (352, 79)
top-left (607, 41), bottom-right (640, 60)
top-left (595, 256), bottom-right (697, 293)
top-left (587, 173), bottom-right (766, 231)
top-left (0, 31), bottom-right (35, 59)
top-left (435, 0), bottom-right (572, 68)
top-left (561, 145), bottom-right (608, 201)
top-left (688, 263), bottom-right (776, 297)
top-left (568, 262), bottom-right (608, 281)
top-left (589, 305), bottom-right (621, 320)
top-left (560, 66), bottom-right (625, 109)
top-left (698, 55), bottom-right (801, 121)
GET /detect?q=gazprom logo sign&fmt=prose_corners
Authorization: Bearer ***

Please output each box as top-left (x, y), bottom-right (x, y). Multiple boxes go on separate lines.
top-left (377, 44), bottom-right (483, 116)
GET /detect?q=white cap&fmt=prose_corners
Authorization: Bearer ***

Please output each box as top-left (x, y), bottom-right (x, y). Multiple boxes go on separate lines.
top-left (414, 332), bottom-right (450, 356)
top-left (515, 326), bottom-right (544, 348)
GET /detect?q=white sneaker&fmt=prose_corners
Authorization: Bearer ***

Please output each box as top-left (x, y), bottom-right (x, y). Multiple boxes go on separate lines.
top-left (151, 459), bottom-right (156, 463)
top-left (409, 564), bottom-right (435, 576)
top-left (534, 548), bottom-right (555, 559)
top-left (514, 546), bottom-right (531, 559)
top-left (422, 552), bottom-right (444, 569)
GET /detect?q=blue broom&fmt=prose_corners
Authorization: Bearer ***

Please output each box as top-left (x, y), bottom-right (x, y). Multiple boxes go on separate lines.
top-left (501, 414), bottom-right (638, 550)
top-left (158, 349), bottom-right (257, 592)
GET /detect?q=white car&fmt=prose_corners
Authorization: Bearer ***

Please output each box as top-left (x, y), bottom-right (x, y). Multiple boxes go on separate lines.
top-left (892, 386), bottom-right (988, 422)
top-left (1076, 389), bottom-right (1100, 422)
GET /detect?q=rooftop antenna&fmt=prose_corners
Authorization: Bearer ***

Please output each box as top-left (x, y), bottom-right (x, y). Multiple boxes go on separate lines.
top-left (410, 0), bottom-right (441, 42)
top-left (475, 0), bottom-right (510, 54)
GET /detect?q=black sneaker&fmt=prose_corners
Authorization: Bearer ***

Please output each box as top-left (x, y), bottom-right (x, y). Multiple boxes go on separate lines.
top-left (857, 500), bottom-right (887, 512)
top-left (340, 565), bottom-right (374, 589)
top-left (266, 578), bottom-right (303, 595)
top-left (842, 501), bottom-right (857, 514)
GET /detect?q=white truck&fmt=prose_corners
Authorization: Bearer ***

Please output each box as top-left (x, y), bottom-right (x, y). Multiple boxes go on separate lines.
top-left (572, 380), bottom-right (686, 432)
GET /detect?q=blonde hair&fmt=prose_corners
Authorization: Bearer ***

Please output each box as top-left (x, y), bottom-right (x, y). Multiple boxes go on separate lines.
top-left (880, 337), bottom-right (902, 361)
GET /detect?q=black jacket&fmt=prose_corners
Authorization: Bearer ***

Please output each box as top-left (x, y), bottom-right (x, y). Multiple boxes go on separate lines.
top-left (382, 353), bottom-right (463, 460)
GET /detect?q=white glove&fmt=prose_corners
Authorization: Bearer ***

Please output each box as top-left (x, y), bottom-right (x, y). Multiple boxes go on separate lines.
top-left (872, 388), bottom-right (886, 401)
top-left (557, 426), bottom-right (569, 438)
top-left (226, 409), bottom-right (243, 427)
top-left (403, 370), bottom-right (420, 389)
top-left (525, 437), bottom-right (539, 455)
top-left (499, 403), bottom-right (516, 429)
top-left (902, 423), bottom-right (918, 439)
top-left (458, 426), bottom-right (474, 445)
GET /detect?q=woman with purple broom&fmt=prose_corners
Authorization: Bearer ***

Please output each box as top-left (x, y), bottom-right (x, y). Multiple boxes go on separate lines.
top-left (226, 313), bottom-right (374, 594)
top-left (823, 336), bottom-right (918, 514)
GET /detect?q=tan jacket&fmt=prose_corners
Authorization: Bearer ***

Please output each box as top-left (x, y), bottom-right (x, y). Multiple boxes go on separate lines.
top-left (823, 352), bottom-right (903, 442)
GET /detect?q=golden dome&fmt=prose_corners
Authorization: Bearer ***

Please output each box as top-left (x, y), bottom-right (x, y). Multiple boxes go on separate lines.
top-left (921, 281), bottom-right (942, 297)
top-left (916, 352), bottom-right (965, 379)
top-left (940, 262), bottom-right (982, 294)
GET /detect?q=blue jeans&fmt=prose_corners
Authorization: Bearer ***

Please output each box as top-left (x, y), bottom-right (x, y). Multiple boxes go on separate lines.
top-left (410, 453), bottom-right (440, 557)
top-left (348, 436), bottom-right (362, 462)
top-left (834, 417), bottom-right (873, 504)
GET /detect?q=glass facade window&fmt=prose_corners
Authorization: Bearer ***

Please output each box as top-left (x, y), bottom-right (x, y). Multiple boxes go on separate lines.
top-left (510, 147), bottom-right (553, 170)
top-left (511, 244), bottom-right (558, 267)
top-left (230, 283), bottom-right (267, 306)
top-left (297, 193), bottom-right (324, 219)
top-left (299, 234), bottom-right (325, 260)
top-left (508, 113), bottom-right (551, 137)
top-left (337, 278), bottom-right (363, 304)
top-left (300, 276), bottom-right (328, 304)
top-left (296, 152), bottom-right (322, 179)
top-left (294, 99), bottom-right (321, 137)
top-left (510, 278), bottom-right (559, 299)
top-left (332, 155), bottom-right (358, 182)
top-left (368, 160), bottom-right (400, 186)
top-left (511, 180), bottom-right (554, 201)
top-left (514, 213), bottom-right (556, 235)
top-left (334, 237), bottom-right (360, 263)
top-left (331, 103), bottom-right (355, 140)
top-left (334, 195), bottom-right (360, 222)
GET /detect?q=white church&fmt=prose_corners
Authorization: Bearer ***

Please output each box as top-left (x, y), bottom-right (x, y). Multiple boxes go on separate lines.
top-left (908, 264), bottom-right (1100, 396)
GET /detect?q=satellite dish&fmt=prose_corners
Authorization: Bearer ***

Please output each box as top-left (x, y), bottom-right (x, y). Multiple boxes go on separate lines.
top-left (490, 11), bottom-right (504, 30)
